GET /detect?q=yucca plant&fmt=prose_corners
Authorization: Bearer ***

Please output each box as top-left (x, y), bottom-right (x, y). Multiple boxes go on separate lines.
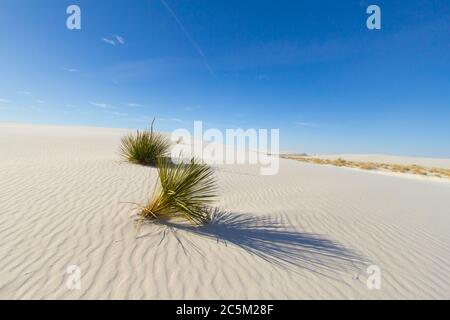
top-left (120, 118), bottom-right (170, 166)
top-left (139, 157), bottom-right (218, 226)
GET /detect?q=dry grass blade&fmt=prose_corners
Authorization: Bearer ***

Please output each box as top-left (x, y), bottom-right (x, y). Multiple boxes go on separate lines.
top-left (140, 157), bottom-right (218, 226)
top-left (120, 118), bottom-right (170, 166)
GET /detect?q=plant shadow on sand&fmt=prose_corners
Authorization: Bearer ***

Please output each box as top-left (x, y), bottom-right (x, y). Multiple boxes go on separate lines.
top-left (139, 210), bottom-right (369, 278)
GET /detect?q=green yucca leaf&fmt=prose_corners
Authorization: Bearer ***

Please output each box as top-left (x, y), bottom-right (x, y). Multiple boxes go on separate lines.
top-left (140, 157), bottom-right (218, 226)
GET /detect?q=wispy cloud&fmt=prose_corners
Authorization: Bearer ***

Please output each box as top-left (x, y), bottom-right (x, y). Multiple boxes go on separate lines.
top-left (158, 117), bottom-right (185, 124)
top-left (101, 35), bottom-right (125, 46)
top-left (127, 103), bottom-right (142, 107)
top-left (63, 67), bottom-right (79, 73)
top-left (184, 105), bottom-right (201, 112)
top-left (294, 121), bottom-right (320, 128)
top-left (114, 35), bottom-right (125, 45)
top-left (16, 91), bottom-right (31, 95)
top-left (91, 57), bottom-right (191, 83)
top-left (89, 101), bottom-right (112, 109)
top-left (125, 116), bottom-right (151, 123)
top-left (255, 74), bottom-right (270, 81)
top-left (124, 116), bottom-right (186, 125)
top-left (0, 98), bottom-right (11, 103)
top-left (112, 111), bottom-right (128, 117)
top-left (101, 37), bottom-right (116, 46)
top-left (36, 99), bottom-right (45, 104)
top-left (160, 0), bottom-right (215, 77)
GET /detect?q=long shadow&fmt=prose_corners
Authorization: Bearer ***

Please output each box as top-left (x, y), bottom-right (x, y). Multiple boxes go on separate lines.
top-left (146, 210), bottom-right (368, 277)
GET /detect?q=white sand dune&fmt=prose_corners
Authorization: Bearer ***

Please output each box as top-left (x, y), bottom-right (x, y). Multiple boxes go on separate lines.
top-left (1, 123), bottom-right (449, 299)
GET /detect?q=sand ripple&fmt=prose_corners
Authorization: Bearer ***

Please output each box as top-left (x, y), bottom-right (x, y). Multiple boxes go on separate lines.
top-left (0, 124), bottom-right (449, 299)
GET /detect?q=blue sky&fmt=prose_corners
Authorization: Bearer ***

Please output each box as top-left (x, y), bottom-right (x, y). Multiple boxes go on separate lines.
top-left (0, 0), bottom-right (449, 157)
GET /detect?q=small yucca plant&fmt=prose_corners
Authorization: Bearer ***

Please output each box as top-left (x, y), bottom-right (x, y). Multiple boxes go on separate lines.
top-left (139, 157), bottom-right (218, 226)
top-left (120, 118), bottom-right (170, 166)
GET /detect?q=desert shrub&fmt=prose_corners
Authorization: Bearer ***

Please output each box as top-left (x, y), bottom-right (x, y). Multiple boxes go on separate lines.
top-left (120, 119), bottom-right (170, 166)
top-left (139, 157), bottom-right (218, 226)
top-left (358, 162), bottom-right (378, 170)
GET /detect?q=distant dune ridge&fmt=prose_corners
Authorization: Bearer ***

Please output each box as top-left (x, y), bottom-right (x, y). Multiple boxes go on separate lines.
top-left (281, 153), bottom-right (450, 169)
top-left (1, 123), bottom-right (450, 299)
top-left (282, 154), bottom-right (450, 180)
top-left (308, 154), bottom-right (450, 169)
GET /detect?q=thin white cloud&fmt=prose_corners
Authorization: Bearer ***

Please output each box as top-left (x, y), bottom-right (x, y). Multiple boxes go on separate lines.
top-left (112, 112), bottom-right (129, 117)
top-left (127, 103), bottom-right (142, 107)
top-left (36, 100), bottom-right (45, 104)
top-left (0, 98), bottom-right (11, 103)
top-left (102, 35), bottom-right (125, 46)
top-left (158, 117), bottom-right (185, 124)
top-left (17, 91), bottom-right (31, 95)
top-left (89, 101), bottom-right (112, 109)
top-left (255, 74), bottom-right (270, 81)
top-left (101, 37), bottom-right (116, 46)
top-left (114, 35), bottom-right (125, 45)
top-left (125, 116), bottom-right (149, 123)
top-left (63, 67), bottom-right (79, 73)
top-left (124, 115), bottom-right (159, 123)
top-left (294, 121), bottom-right (320, 128)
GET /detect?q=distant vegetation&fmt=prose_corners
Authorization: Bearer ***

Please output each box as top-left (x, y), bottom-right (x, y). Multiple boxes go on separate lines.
top-left (282, 156), bottom-right (450, 179)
